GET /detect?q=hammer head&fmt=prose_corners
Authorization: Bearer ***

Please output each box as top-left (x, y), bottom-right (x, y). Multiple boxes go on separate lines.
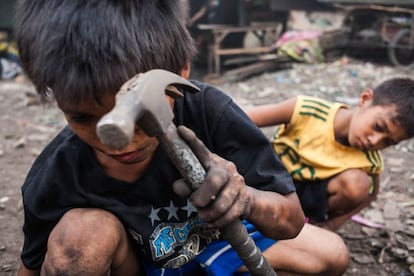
top-left (96, 69), bottom-right (200, 150)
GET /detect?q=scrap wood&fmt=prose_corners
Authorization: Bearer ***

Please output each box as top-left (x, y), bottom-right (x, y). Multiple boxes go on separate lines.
top-left (223, 53), bottom-right (279, 66)
top-left (222, 60), bottom-right (291, 82)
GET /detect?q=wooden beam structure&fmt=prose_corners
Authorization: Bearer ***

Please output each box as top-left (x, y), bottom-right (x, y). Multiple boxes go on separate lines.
top-left (198, 23), bottom-right (281, 75)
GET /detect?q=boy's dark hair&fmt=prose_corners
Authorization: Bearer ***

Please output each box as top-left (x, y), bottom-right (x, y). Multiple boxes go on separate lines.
top-left (14, 0), bottom-right (196, 104)
top-left (372, 78), bottom-right (414, 137)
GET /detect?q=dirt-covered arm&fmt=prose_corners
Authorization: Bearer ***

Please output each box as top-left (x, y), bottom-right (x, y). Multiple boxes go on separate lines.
top-left (246, 187), bottom-right (305, 240)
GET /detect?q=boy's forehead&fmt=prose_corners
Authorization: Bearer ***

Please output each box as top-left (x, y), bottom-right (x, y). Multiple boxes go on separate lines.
top-left (380, 105), bottom-right (409, 140)
top-left (57, 93), bottom-right (115, 113)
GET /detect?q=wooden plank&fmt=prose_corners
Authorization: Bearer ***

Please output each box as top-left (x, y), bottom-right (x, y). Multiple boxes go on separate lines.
top-left (216, 47), bottom-right (272, 56)
top-left (198, 24), bottom-right (279, 33)
top-left (222, 59), bottom-right (291, 82)
top-left (223, 54), bottom-right (279, 66)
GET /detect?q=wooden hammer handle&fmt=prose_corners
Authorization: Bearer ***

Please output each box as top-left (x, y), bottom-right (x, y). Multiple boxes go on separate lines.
top-left (159, 124), bottom-right (277, 276)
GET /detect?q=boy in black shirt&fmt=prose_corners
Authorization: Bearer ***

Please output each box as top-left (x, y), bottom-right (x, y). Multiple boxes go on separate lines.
top-left (15, 1), bottom-right (349, 275)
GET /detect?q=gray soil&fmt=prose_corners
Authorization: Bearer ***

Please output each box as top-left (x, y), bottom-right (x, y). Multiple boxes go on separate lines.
top-left (1, 59), bottom-right (413, 275)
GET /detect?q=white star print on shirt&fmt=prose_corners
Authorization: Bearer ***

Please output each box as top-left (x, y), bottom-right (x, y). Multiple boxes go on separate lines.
top-left (149, 206), bottom-right (161, 226)
top-left (165, 200), bottom-right (179, 220)
top-left (182, 199), bottom-right (197, 218)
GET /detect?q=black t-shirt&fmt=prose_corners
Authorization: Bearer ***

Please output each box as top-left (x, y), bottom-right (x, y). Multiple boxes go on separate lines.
top-left (21, 80), bottom-right (295, 269)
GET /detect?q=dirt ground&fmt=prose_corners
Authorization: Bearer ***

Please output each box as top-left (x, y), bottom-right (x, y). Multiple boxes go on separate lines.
top-left (0, 59), bottom-right (413, 275)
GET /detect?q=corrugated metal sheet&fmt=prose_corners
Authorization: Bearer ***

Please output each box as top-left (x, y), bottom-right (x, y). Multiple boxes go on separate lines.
top-left (317, 0), bottom-right (414, 5)
top-left (0, 0), bottom-right (16, 30)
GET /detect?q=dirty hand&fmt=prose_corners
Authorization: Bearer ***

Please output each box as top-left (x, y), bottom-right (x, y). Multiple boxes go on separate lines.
top-left (173, 125), bottom-right (252, 229)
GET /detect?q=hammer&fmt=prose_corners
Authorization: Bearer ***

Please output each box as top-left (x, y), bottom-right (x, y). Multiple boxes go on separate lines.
top-left (96, 69), bottom-right (276, 276)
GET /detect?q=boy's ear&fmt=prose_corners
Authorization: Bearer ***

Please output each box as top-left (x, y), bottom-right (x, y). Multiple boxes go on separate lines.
top-left (359, 88), bottom-right (374, 107)
top-left (181, 62), bottom-right (191, 80)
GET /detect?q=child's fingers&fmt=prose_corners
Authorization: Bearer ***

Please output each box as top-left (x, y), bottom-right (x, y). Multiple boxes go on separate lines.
top-left (177, 125), bottom-right (250, 226)
top-left (190, 166), bottom-right (229, 208)
top-left (173, 178), bottom-right (192, 198)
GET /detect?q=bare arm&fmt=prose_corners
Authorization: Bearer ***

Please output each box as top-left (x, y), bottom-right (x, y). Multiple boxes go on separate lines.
top-left (17, 263), bottom-right (39, 276)
top-left (247, 187), bottom-right (305, 239)
top-left (246, 96), bottom-right (298, 127)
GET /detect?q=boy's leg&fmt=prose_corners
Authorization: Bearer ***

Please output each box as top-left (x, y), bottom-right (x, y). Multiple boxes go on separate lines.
top-left (42, 208), bottom-right (141, 276)
top-left (260, 223), bottom-right (349, 276)
top-left (325, 169), bottom-right (373, 230)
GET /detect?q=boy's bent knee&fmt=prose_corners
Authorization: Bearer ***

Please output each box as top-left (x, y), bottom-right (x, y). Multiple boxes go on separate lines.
top-left (43, 208), bottom-right (134, 275)
top-left (324, 233), bottom-right (350, 275)
top-left (266, 224), bottom-right (349, 275)
top-left (332, 169), bottom-right (372, 203)
top-left (306, 227), bottom-right (350, 275)
top-left (49, 208), bottom-right (125, 245)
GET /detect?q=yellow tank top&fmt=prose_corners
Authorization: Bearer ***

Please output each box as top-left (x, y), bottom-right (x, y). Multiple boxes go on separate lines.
top-left (272, 95), bottom-right (383, 181)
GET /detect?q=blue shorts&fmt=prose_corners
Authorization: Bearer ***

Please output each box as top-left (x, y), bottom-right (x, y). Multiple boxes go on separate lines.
top-left (142, 220), bottom-right (276, 276)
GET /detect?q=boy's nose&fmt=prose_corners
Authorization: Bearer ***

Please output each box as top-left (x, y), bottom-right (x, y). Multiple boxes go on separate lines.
top-left (368, 133), bottom-right (385, 148)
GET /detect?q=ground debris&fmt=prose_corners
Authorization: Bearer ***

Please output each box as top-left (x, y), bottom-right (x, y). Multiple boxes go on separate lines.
top-left (1, 59), bottom-right (413, 275)
top-left (351, 252), bottom-right (376, 264)
top-left (219, 59), bottom-right (414, 275)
